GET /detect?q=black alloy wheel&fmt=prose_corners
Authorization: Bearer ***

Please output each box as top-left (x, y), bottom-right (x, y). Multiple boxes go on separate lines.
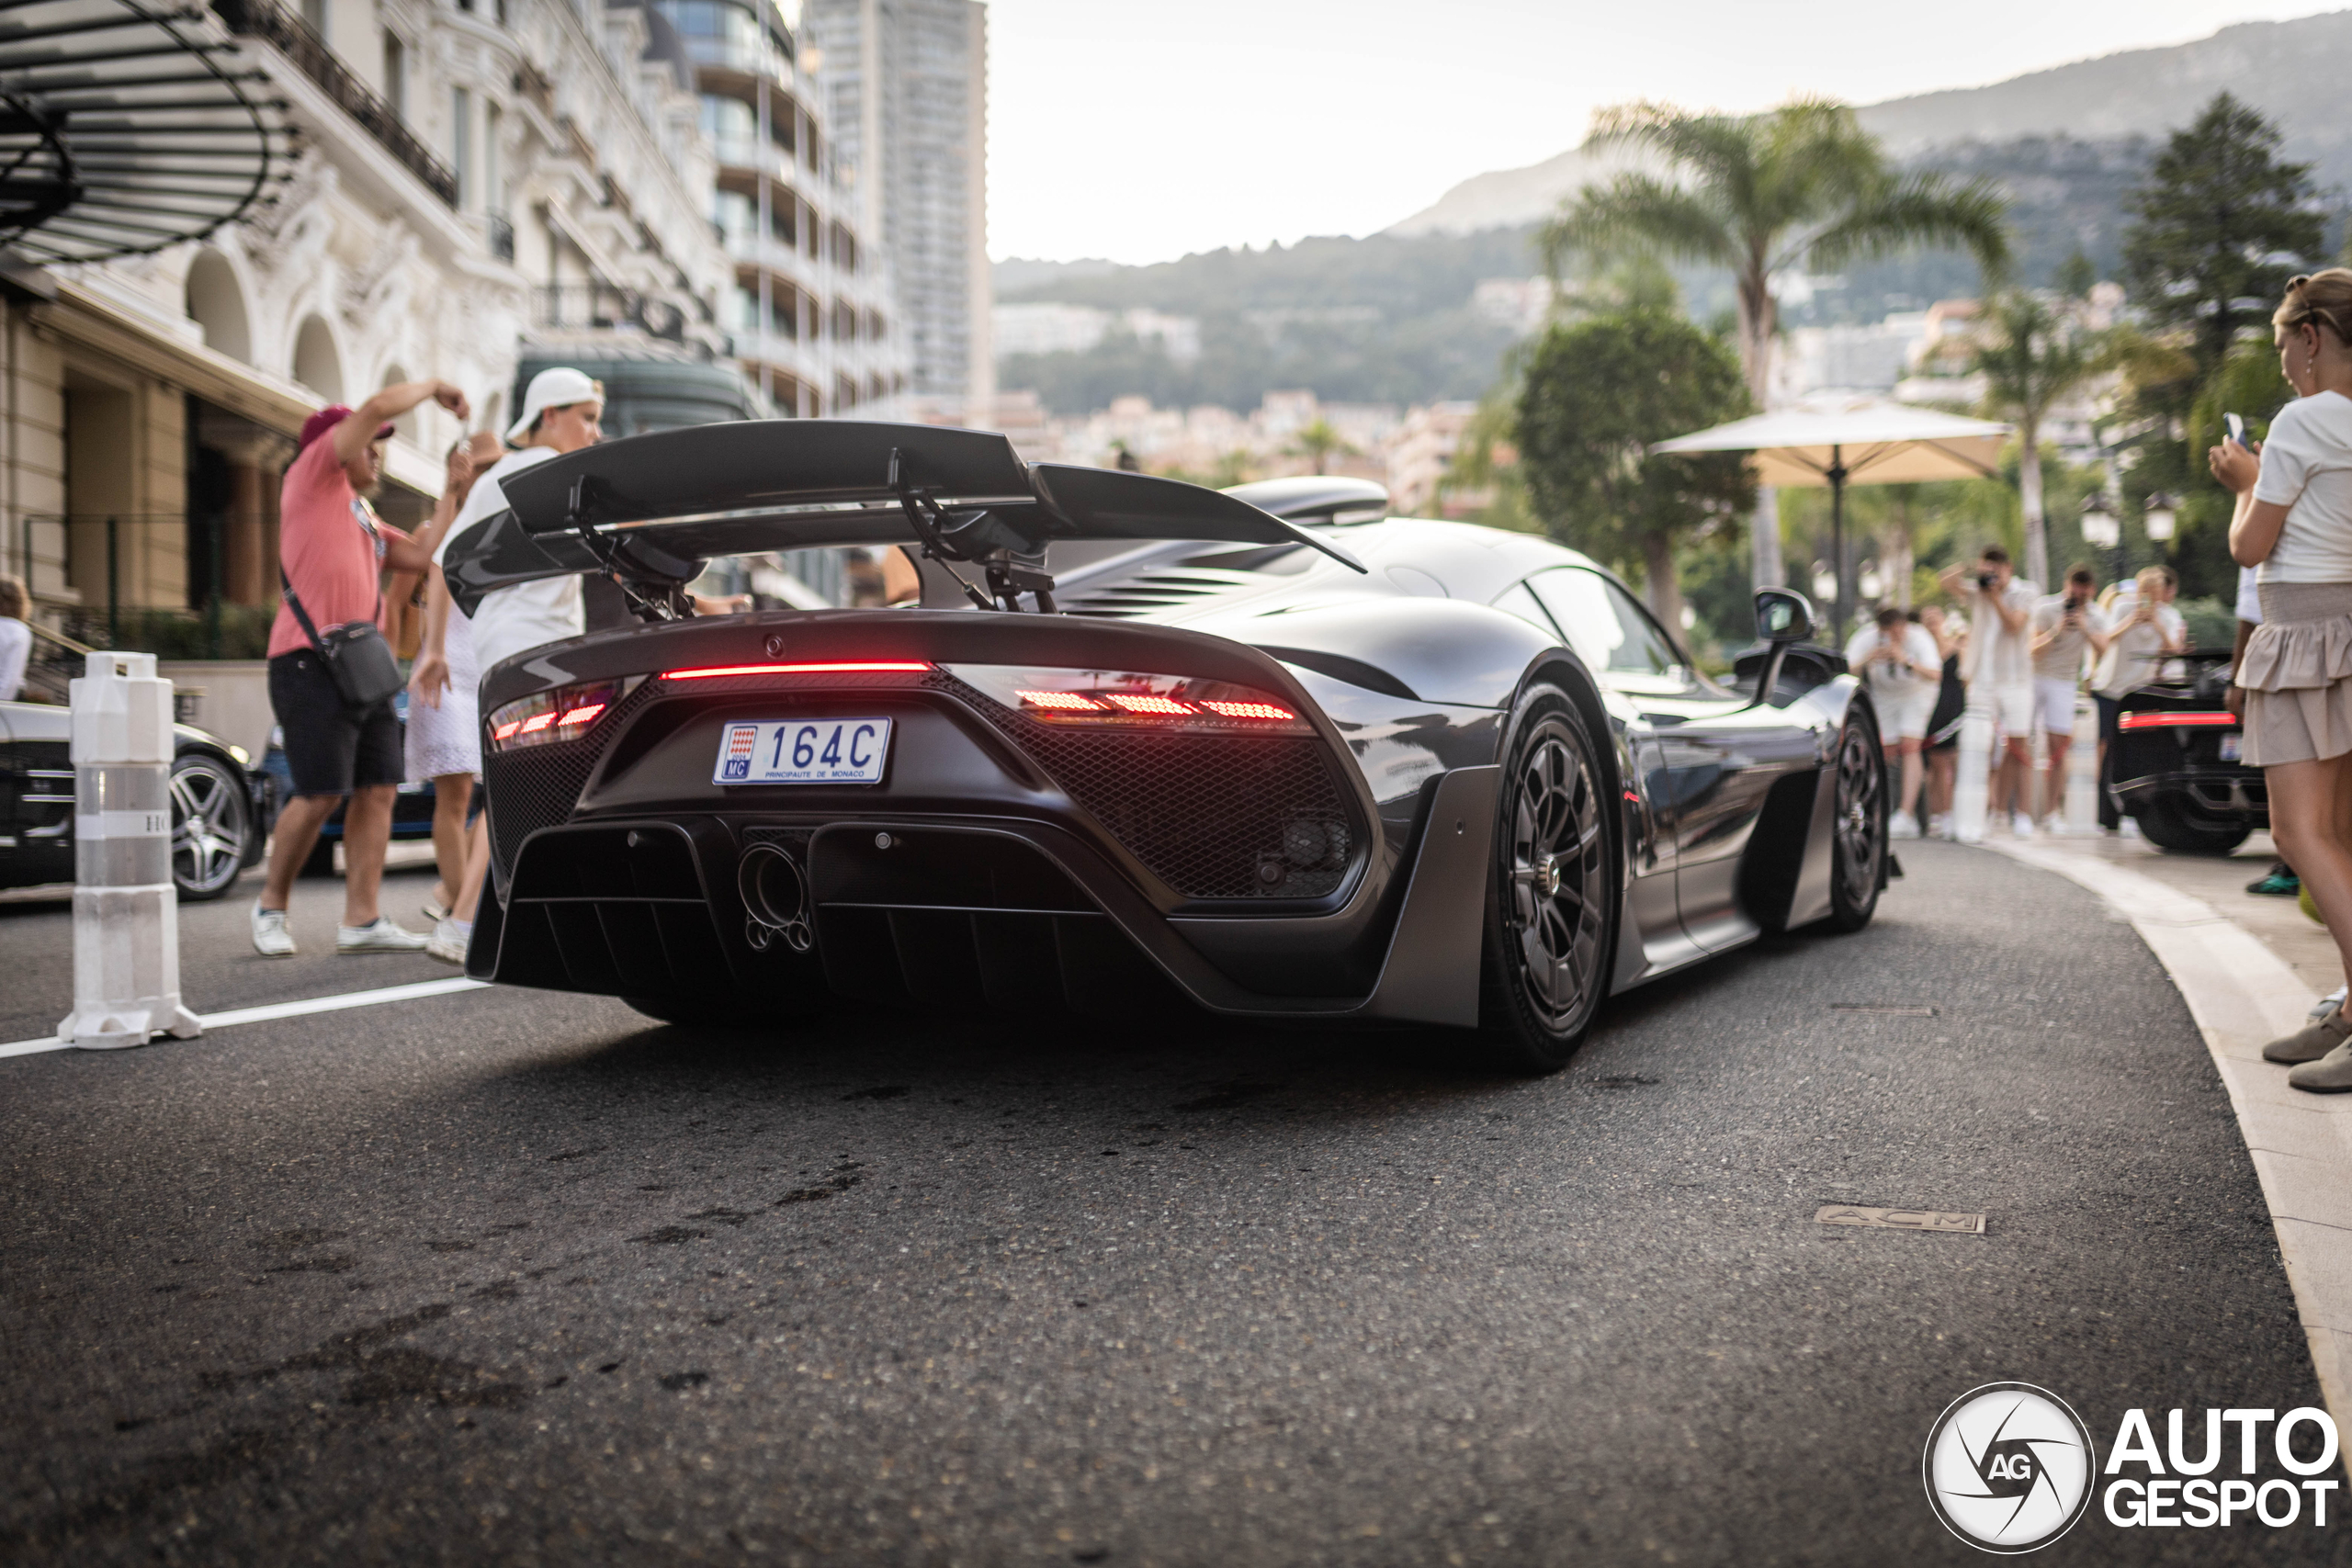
top-left (1822, 706), bottom-right (1887, 931)
top-left (1479, 685), bottom-right (1616, 1073)
top-left (170, 753), bottom-right (251, 901)
top-left (2135, 797), bottom-right (2253, 856)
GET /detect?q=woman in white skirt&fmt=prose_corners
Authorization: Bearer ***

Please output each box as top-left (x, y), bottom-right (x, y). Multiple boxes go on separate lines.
top-left (2213, 268), bottom-right (2352, 1085)
top-left (404, 433), bottom-right (503, 920)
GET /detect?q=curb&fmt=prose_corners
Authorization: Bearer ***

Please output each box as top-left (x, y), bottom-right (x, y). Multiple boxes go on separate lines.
top-left (1984, 839), bottom-right (2352, 1430)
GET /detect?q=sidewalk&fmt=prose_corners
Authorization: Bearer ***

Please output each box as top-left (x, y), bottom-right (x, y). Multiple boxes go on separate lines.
top-left (1981, 825), bottom-right (2352, 1429)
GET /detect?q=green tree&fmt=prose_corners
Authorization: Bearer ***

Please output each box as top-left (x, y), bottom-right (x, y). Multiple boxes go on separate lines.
top-left (1542, 98), bottom-right (2009, 592)
top-left (1285, 419), bottom-right (1353, 475)
top-left (1970, 289), bottom-right (2107, 588)
top-left (2122, 92), bottom-right (2321, 377)
top-left (1515, 308), bottom-right (1756, 630)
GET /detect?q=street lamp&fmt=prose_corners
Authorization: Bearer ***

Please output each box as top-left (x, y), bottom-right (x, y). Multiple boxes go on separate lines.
top-left (2143, 491), bottom-right (2177, 543)
top-left (2081, 491), bottom-right (2123, 594)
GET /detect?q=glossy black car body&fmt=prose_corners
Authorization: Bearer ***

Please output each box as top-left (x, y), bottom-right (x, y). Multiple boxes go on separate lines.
top-left (2110, 652), bottom-right (2262, 854)
top-left (442, 425), bottom-right (1889, 1069)
top-left (0, 699), bottom-right (274, 898)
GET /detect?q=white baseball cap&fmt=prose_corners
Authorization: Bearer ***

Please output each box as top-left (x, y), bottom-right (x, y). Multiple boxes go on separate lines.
top-left (506, 366), bottom-right (605, 443)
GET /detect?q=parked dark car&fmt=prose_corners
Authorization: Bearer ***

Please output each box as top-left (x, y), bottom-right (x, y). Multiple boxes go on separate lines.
top-left (257, 689), bottom-right (441, 876)
top-left (0, 699), bottom-right (275, 898)
top-left (2109, 650), bottom-right (2262, 854)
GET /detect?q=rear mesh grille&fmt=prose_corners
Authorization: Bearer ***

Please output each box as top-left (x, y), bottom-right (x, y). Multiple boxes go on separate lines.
top-left (484, 676), bottom-right (661, 879)
top-left (944, 675), bottom-right (1354, 899)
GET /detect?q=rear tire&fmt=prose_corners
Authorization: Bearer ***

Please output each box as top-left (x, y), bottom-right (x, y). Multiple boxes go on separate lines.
top-left (2136, 798), bottom-right (2252, 855)
top-left (1821, 705), bottom-right (1887, 932)
top-left (1476, 684), bottom-right (1618, 1074)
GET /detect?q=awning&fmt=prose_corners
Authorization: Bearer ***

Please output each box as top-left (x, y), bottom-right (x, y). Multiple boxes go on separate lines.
top-left (0, 0), bottom-right (293, 263)
top-left (1650, 401), bottom-right (2012, 488)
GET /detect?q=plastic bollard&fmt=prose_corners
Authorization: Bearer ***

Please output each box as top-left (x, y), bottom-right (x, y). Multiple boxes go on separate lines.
top-left (1952, 703), bottom-right (1993, 844)
top-left (2060, 697), bottom-right (2100, 835)
top-left (55, 651), bottom-right (201, 1050)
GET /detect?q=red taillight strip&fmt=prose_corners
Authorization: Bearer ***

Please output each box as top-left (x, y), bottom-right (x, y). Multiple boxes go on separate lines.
top-left (2118, 711), bottom-right (2238, 729)
top-left (663, 660), bottom-right (932, 681)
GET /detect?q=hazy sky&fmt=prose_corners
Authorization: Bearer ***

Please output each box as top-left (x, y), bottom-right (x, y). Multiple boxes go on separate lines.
top-left (984, 0), bottom-right (2343, 265)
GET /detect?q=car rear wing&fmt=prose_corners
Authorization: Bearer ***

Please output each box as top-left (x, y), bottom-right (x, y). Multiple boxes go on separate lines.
top-left (441, 420), bottom-right (1364, 617)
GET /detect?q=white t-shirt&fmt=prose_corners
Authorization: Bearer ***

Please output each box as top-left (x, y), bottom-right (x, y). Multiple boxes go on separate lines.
top-left (2093, 592), bottom-right (2186, 698)
top-left (2029, 593), bottom-right (2110, 682)
top-left (0, 615), bottom-right (28, 701)
top-left (1842, 623), bottom-right (1939, 702)
top-left (1961, 577), bottom-right (2040, 689)
top-left (435, 446), bottom-right (582, 675)
top-left (2252, 389), bottom-right (2352, 582)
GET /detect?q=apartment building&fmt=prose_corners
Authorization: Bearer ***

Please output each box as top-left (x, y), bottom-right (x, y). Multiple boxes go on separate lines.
top-left (659, 0), bottom-right (905, 417)
top-left (802, 0), bottom-right (989, 423)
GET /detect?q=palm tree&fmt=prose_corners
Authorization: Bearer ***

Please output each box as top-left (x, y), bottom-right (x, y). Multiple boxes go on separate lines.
top-left (1286, 419), bottom-right (1353, 476)
top-left (1543, 98), bottom-right (2009, 592)
top-left (1971, 290), bottom-right (2104, 589)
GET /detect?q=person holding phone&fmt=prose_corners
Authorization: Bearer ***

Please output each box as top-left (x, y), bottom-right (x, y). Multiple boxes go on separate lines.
top-left (2025, 564), bottom-right (2112, 830)
top-left (2211, 268), bottom-right (2352, 1085)
top-left (1938, 545), bottom-right (2041, 836)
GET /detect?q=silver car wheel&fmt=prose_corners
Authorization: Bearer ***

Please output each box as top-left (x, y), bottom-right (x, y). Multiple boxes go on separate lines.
top-left (171, 755), bottom-right (249, 900)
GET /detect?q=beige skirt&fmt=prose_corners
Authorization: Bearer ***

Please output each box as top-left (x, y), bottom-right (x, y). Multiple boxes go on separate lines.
top-left (2242, 581), bottom-right (2352, 767)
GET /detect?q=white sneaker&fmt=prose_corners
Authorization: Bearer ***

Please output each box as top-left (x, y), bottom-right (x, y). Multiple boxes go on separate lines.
top-left (1888, 810), bottom-right (1921, 840)
top-left (424, 917), bottom-right (472, 966)
top-left (2011, 812), bottom-right (2035, 839)
top-left (251, 901), bottom-right (296, 958)
top-left (336, 917), bottom-right (430, 953)
top-left (422, 895), bottom-right (449, 924)
top-left (1929, 812), bottom-right (1953, 840)
top-left (2120, 818), bottom-right (2142, 840)
top-left (2313, 986), bottom-right (2349, 1023)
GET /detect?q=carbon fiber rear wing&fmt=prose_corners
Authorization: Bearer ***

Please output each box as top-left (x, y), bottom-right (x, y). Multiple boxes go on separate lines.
top-left (441, 420), bottom-right (1364, 618)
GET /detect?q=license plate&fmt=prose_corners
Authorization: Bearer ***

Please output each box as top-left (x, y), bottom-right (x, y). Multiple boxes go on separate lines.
top-left (2219, 733), bottom-right (2243, 762)
top-left (714, 718), bottom-right (892, 784)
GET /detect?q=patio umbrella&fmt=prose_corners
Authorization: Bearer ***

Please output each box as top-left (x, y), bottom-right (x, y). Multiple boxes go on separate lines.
top-left (1652, 400), bottom-right (2014, 645)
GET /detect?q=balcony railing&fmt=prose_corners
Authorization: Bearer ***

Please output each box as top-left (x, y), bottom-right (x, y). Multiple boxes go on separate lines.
top-left (486, 211), bottom-right (514, 262)
top-left (213, 0), bottom-right (459, 207)
top-left (536, 284), bottom-right (687, 343)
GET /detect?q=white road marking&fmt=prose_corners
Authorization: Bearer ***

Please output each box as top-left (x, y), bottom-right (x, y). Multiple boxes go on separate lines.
top-left (1987, 839), bottom-right (2352, 1432)
top-left (0, 976), bottom-right (490, 1059)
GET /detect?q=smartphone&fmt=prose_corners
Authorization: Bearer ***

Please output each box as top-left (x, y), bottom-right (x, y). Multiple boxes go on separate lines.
top-left (2227, 412), bottom-right (2247, 446)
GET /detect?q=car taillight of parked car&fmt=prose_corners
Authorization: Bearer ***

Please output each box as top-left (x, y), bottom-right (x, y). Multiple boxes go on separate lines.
top-left (486, 676), bottom-right (642, 751)
top-left (944, 664), bottom-right (1315, 736)
top-left (2117, 710), bottom-right (2238, 730)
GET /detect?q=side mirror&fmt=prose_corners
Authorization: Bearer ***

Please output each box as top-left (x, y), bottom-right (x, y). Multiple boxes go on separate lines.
top-left (1755, 588), bottom-right (1815, 645)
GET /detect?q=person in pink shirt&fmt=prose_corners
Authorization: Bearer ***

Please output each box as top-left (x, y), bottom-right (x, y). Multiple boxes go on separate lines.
top-left (252, 378), bottom-right (469, 958)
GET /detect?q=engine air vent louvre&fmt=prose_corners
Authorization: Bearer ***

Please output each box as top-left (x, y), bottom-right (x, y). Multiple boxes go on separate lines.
top-left (1059, 569), bottom-right (1268, 620)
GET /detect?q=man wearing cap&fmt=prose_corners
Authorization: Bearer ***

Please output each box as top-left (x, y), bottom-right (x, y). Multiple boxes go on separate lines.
top-left (253, 378), bottom-right (470, 957)
top-left (417, 367), bottom-right (605, 964)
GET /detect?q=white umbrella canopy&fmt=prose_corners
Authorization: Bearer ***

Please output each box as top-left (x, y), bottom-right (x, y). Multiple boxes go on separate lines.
top-left (1650, 400), bottom-right (2015, 641)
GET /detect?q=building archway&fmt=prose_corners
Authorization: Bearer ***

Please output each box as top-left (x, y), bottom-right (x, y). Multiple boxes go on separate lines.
top-left (183, 249), bottom-right (251, 363)
top-left (291, 314), bottom-right (343, 402)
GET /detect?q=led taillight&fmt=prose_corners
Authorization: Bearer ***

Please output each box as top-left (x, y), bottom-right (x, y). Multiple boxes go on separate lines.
top-left (945, 664), bottom-right (1313, 734)
top-left (665, 660), bottom-right (931, 681)
top-left (485, 676), bottom-right (640, 752)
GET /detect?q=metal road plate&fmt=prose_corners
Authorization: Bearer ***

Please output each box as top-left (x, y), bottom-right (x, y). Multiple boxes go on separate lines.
top-left (1815, 1205), bottom-right (1984, 1234)
top-left (1831, 1003), bottom-right (1938, 1015)
top-left (714, 718), bottom-right (892, 785)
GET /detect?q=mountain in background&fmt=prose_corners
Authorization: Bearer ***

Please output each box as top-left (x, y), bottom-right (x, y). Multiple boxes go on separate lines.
top-left (995, 11), bottom-right (2352, 416)
top-left (1390, 8), bottom-right (2352, 234)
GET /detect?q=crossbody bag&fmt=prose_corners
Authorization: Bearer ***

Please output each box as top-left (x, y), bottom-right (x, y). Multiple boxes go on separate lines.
top-left (281, 500), bottom-right (404, 709)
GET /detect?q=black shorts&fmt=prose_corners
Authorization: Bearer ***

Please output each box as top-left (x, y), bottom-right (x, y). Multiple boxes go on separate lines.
top-left (268, 650), bottom-right (403, 797)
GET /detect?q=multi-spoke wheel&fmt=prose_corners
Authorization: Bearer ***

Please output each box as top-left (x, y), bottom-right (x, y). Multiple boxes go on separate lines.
top-left (1823, 705), bottom-right (1886, 931)
top-left (1478, 685), bottom-right (1616, 1073)
top-left (170, 753), bottom-right (251, 901)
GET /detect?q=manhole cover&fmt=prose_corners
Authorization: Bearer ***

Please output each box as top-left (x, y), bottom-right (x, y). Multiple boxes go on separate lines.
top-left (1815, 1205), bottom-right (1984, 1234)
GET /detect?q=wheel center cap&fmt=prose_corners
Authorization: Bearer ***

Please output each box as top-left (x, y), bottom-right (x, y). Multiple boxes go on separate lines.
top-left (1534, 853), bottom-right (1564, 897)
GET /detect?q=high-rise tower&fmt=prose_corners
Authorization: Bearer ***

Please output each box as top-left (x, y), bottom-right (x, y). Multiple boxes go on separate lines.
top-left (803, 0), bottom-right (991, 423)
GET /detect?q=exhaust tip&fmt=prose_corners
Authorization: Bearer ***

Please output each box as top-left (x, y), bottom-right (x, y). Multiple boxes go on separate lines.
top-left (739, 842), bottom-right (812, 953)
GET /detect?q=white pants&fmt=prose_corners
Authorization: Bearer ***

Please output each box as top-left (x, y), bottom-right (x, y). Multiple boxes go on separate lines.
top-left (2032, 677), bottom-right (2079, 738)
top-left (1969, 682), bottom-right (2034, 739)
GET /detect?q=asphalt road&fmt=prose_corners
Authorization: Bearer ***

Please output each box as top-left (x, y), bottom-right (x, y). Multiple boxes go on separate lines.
top-left (0, 845), bottom-right (2334, 1565)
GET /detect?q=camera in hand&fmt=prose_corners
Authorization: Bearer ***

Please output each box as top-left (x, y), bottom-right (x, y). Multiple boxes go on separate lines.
top-left (1977, 571), bottom-right (1996, 590)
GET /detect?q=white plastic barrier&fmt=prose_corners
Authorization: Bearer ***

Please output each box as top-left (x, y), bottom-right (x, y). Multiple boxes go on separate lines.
top-left (1952, 703), bottom-right (1993, 844)
top-left (2059, 697), bottom-right (2101, 835)
top-left (55, 652), bottom-right (201, 1050)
